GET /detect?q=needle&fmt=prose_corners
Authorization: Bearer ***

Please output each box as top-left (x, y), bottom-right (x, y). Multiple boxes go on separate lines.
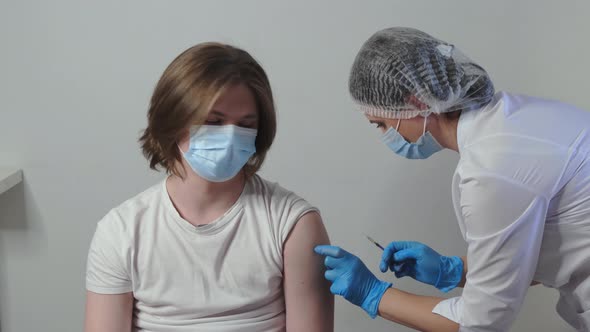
top-left (364, 234), bottom-right (384, 251)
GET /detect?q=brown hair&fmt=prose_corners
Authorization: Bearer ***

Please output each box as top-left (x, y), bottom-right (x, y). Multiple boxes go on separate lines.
top-left (139, 42), bottom-right (276, 178)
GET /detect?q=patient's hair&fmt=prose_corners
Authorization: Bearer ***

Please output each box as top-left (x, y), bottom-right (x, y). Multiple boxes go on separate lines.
top-left (139, 42), bottom-right (277, 178)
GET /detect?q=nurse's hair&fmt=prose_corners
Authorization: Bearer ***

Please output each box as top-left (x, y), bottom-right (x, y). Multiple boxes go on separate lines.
top-left (139, 42), bottom-right (276, 178)
top-left (349, 27), bottom-right (495, 119)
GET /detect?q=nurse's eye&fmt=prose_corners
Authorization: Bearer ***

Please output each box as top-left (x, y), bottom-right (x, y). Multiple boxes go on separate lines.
top-left (373, 122), bottom-right (385, 129)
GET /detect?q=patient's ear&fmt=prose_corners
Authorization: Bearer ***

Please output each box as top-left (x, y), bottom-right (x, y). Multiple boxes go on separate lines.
top-left (177, 129), bottom-right (191, 152)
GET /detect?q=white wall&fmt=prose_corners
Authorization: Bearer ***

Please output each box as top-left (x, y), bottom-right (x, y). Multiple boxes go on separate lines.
top-left (1, 1), bottom-right (588, 331)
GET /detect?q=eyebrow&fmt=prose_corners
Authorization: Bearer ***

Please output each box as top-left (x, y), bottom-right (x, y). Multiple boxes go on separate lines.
top-left (209, 110), bottom-right (258, 120)
top-left (241, 114), bottom-right (258, 120)
top-left (209, 110), bottom-right (225, 118)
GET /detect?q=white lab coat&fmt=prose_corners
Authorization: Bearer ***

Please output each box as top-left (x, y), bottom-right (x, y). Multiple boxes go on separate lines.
top-left (432, 92), bottom-right (590, 331)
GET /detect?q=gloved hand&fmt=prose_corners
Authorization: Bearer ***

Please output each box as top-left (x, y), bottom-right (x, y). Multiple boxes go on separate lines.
top-left (380, 241), bottom-right (463, 293)
top-left (315, 245), bottom-right (391, 318)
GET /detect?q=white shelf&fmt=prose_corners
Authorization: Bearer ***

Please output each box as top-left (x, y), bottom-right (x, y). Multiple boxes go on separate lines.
top-left (0, 167), bottom-right (23, 195)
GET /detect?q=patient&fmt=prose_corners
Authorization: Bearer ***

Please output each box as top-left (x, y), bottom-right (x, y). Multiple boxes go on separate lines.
top-left (84, 42), bottom-right (333, 332)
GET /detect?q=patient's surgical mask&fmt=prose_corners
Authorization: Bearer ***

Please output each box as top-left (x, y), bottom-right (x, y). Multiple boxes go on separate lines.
top-left (181, 125), bottom-right (257, 182)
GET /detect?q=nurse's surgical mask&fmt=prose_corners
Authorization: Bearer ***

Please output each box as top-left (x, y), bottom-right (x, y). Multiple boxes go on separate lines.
top-left (181, 125), bottom-right (257, 182)
top-left (381, 116), bottom-right (443, 159)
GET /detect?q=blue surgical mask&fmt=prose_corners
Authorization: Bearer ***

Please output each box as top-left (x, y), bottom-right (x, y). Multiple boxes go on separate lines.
top-left (381, 117), bottom-right (443, 159)
top-left (182, 125), bottom-right (257, 182)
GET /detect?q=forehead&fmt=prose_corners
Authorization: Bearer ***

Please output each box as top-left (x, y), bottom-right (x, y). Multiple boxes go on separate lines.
top-left (365, 114), bottom-right (393, 122)
top-left (209, 83), bottom-right (258, 117)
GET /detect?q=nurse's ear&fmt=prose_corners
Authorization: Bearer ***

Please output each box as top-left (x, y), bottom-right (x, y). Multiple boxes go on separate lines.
top-left (406, 95), bottom-right (429, 110)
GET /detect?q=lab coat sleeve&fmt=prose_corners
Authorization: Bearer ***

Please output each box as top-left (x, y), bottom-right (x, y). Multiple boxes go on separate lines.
top-left (432, 173), bottom-right (549, 331)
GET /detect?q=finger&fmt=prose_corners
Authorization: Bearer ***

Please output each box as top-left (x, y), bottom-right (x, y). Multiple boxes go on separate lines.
top-left (383, 241), bottom-right (415, 267)
top-left (314, 245), bottom-right (346, 258)
top-left (325, 269), bottom-right (340, 282)
top-left (385, 241), bottom-right (413, 252)
top-left (391, 262), bottom-right (404, 273)
top-left (393, 249), bottom-right (419, 262)
top-left (324, 256), bottom-right (341, 269)
top-left (398, 264), bottom-right (415, 278)
top-left (330, 281), bottom-right (344, 296)
top-left (381, 246), bottom-right (397, 271)
top-left (395, 263), bottom-right (413, 278)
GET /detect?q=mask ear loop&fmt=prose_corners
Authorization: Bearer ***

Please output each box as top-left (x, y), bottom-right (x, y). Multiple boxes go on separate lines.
top-left (396, 119), bottom-right (401, 131)
top-left (422, 115), bottom-right (428, 135)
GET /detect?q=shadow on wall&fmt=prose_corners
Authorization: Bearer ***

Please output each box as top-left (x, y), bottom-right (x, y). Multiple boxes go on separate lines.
top-left (0, 177), bottom-right (48, 330)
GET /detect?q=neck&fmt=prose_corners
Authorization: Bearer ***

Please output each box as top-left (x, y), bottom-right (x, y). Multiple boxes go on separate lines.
top-left (432, 115), bottom-right (460, 152)
top-left (166, 164), bottom-right (246, 226)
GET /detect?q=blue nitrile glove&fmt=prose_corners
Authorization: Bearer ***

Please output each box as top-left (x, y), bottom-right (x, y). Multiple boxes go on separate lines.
top-left (380, 241), bottom-right (463, 293)
top-left (314, 245), bottom-right (392, 318)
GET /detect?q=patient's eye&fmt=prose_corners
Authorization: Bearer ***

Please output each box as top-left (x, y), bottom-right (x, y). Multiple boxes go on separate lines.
top-left (205, 119), bottom-right (222, 125)
top-left (238, 120), bottom-right (257, 129)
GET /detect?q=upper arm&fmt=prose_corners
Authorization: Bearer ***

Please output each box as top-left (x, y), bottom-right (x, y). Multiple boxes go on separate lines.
top-left (456, 175), bottom-right (548, 330)
top-left (85, 217), bottom-right (134, 331)
top-left (85, 291), bottom-right (133, 332)
top-left (86, 219), bottom-right (132, 295)
top-left (283, 211), bottom-right (334, 332)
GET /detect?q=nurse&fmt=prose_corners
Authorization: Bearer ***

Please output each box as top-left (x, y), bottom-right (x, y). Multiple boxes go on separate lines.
top-left (315, 27), bottom-right (590, 331)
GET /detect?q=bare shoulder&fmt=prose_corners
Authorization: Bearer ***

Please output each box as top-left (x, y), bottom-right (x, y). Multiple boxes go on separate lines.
top-left (284, 211), bottom-right (329, 251)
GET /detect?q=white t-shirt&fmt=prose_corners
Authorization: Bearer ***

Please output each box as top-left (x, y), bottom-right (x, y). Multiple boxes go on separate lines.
top-left (432, 92), bottom-right (590, 331)
top-left (86, 175), bottom-right (318, 332)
